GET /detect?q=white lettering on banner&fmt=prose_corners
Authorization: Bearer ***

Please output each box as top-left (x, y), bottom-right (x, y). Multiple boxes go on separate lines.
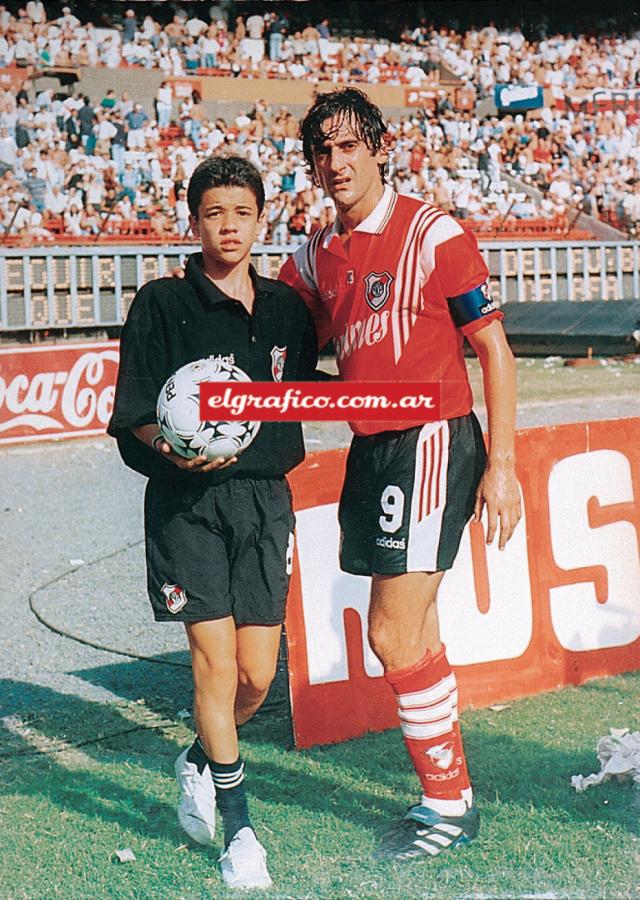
top-left (548, 450), bottom-right (640, 651)
top-left (295, 503), bottom-right (383, 684)
top-left (293, 448), bottom-right (640, 689)
top-left (61, 351), bottom-right (118, 428)
top-left (0, 350), bottom-right (118, 434)
top-left (499, 85), bottom-right (540, 106)
top-left (439, 499), bottom-right (532, 666)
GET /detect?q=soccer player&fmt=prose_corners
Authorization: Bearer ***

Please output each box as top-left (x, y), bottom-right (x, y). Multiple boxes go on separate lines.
top-left (279, 88), bottom-right (522, 861)
top-left (108, 156), bottom-right (318, 890)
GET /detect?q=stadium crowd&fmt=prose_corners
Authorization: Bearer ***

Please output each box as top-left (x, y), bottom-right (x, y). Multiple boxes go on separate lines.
top-left (2, 5), bottom-right (639, 92)
top-left (0, 4), bottom-right (638, 242)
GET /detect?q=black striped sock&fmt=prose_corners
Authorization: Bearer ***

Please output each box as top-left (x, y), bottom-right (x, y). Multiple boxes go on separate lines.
top-left (186, 736), bottom-right (209, 774)
top-left (211, 757), bottom-right (252, 847)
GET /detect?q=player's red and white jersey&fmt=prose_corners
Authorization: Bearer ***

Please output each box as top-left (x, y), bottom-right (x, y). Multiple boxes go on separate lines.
top-left (279, 186), bottom-right (503, 436)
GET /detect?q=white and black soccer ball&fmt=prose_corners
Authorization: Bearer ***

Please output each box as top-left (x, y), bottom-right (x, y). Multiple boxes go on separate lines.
top-left (156, 357), bottom-right (260, 461)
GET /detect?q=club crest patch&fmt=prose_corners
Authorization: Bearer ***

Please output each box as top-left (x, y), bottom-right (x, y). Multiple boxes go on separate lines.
top-left (425, 741), bottom-right (455, 770)
top-left (364, 271), bottom-right (394, 311)
top-left (161, 583), bottom-right (188, 614)
top-left (270, 345), bottom-right (287, 382)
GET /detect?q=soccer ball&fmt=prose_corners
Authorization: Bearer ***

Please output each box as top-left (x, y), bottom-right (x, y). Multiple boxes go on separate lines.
top-left (156, 357), bottom-right (260, 461)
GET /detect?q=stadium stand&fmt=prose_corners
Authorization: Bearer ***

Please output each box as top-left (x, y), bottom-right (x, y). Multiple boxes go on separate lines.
top-left (0, 4), bottom-right (637, 244)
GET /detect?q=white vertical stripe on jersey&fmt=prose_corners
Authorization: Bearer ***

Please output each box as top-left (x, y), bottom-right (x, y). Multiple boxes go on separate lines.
top-left (418, 215), bottom-right (465, 284)
top-left (399, 211), bottom-right (433, 352)
top-left (407, 421), bottom-right (450, 572)
top-left (291, 230), bottom-right (320, 293)
top-left (391, 205), bottom-right (440, 363)
top-left (402, 210), bottom-right (447, 350)
top-left (396, 206), bottom-right (452, 361)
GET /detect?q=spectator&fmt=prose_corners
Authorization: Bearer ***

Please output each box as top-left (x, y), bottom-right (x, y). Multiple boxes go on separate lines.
top-left (78, 96), bottom-right (96, 148)
top-left (268, 12), bottom-right (287, 62)
top-left (267, 192), bottom-right (289, 244)
top-left (64, 106), bottom-right (81, 151)
top-left (244, 10), bottom-right (265, 68)
top-left (200, 25), bottom-right (220, 68)
top-left (122, 8), bottom-right (137, 43)
top-left (57, 6), bottom-right (80, 30)
top-left (174, 186), bottom-right (190, 237)
top-left (185, 14), bottom-right (208, 39)
top-left (26, 1), bottom-right (46, 24)
top-left (155, 81), bottom-right (173, 129)
top-left (452, 175), bottom-right (473, 218)
top-left (24, 166), bottom-right (47, 212)
top-left (287, 198), bottom-right (311, 246)
top-left (101, 89), bottom-right (116, 111)
top-left (189, 92), bottom-right (207, 150)
top-left (0, 126), bottom-right (17, 172)
top-left (126, 102), bottom-right (149, 150)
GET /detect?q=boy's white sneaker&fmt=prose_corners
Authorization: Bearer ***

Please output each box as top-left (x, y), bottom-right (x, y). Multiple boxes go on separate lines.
top-left (219, 827), bottom-right (272, 891)
top-left (174, 747), bottom-right (216, 845)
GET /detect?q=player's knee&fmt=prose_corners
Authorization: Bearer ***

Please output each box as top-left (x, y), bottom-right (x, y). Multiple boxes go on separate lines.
top-left (368, 620), bottom-right (424, 671)
top-left (368, 620), bottom-right (398, 666)
top-left (237, 663), bottom-right (276, 698)
top-left (191, 647), bottom-right (235, 687)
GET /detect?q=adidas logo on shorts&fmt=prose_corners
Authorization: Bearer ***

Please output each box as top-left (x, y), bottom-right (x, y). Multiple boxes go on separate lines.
top-left (376, 536), bottom-right (406, 550)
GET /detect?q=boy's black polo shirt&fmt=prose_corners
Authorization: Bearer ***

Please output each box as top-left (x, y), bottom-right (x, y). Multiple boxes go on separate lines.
top-left (109, 253), bottom-right (318, 485)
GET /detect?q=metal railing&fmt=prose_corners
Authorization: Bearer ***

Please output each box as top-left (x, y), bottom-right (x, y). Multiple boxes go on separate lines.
top-left (0, 239), bottom-right (638, 332)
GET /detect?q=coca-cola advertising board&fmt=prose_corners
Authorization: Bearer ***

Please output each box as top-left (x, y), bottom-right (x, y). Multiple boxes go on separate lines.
top-left (0, 342), bottom-right (119, 444)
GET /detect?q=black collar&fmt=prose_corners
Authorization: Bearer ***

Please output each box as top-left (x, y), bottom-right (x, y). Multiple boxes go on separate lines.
top-left (185, 253), bottom-right (274, 309)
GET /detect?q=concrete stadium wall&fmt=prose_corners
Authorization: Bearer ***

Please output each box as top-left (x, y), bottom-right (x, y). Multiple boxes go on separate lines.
top-left (74, 67), bottom-right (412, 122)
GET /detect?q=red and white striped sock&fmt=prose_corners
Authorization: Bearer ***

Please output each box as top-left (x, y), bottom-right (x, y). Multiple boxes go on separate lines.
top-left (385, 644), bottom-right (472, 817)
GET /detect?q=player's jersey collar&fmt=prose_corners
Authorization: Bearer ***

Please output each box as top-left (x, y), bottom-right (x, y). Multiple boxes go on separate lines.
top-left (322, 185), bottom-right (396, 251)
top-left (353, 184), bottom-right (396, 234)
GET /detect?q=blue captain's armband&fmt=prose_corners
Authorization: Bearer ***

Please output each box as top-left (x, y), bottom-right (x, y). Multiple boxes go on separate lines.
top-left (447, 280), bottom-right (496, 327)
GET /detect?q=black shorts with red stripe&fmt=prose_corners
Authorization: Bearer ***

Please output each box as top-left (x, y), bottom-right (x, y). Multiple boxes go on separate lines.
top-left (338, 413), bottom-right (486, 575)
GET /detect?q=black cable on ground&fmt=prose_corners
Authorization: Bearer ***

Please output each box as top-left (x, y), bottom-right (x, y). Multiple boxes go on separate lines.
top-left (0, 721), bottom-right (182, 759)
top-left (24, 540), bottom-right (291, 738)
top-left (27, 540), bottom-right (190, 668)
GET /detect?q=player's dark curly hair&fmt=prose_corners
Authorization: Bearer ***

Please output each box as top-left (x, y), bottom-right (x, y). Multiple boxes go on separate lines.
top-left (300, 87), bottom-right (389, 183)
top-left (187, 155), bottom-right (265, 217)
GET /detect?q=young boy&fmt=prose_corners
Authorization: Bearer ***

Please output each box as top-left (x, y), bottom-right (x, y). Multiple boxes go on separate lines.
top-left (108, 156), bottom-right (318, 890)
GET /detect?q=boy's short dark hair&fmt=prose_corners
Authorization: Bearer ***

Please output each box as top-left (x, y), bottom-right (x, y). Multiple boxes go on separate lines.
top-left (187, 155), bottom-right (265, 217)
top-left (300, 87), bottom-right (389, 183)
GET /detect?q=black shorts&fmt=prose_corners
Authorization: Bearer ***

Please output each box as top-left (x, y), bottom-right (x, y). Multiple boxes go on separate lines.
top-left (339, 413), bottom-right (486, 576)
top-left (144, 477), bottom-right (295, 624)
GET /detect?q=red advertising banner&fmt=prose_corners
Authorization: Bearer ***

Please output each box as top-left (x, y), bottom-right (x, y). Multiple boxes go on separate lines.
top-left (0, 66), bottom-right (32, 93)
top-left (404, 87), bottom-right (438, 108)
top-left (285, 418), bottom-right (640, 749)
top-left (0, 342), bottom-right (119, 444)
top-left (168, 77), bottom-right (203, 100)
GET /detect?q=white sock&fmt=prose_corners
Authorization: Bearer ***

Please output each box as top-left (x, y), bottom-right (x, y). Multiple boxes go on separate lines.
top-left (420, 789), bottom-right (472, 818)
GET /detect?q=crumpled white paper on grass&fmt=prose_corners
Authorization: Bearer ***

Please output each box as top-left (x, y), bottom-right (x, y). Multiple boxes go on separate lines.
top-left (571, 729), bottom-right (640, 792)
